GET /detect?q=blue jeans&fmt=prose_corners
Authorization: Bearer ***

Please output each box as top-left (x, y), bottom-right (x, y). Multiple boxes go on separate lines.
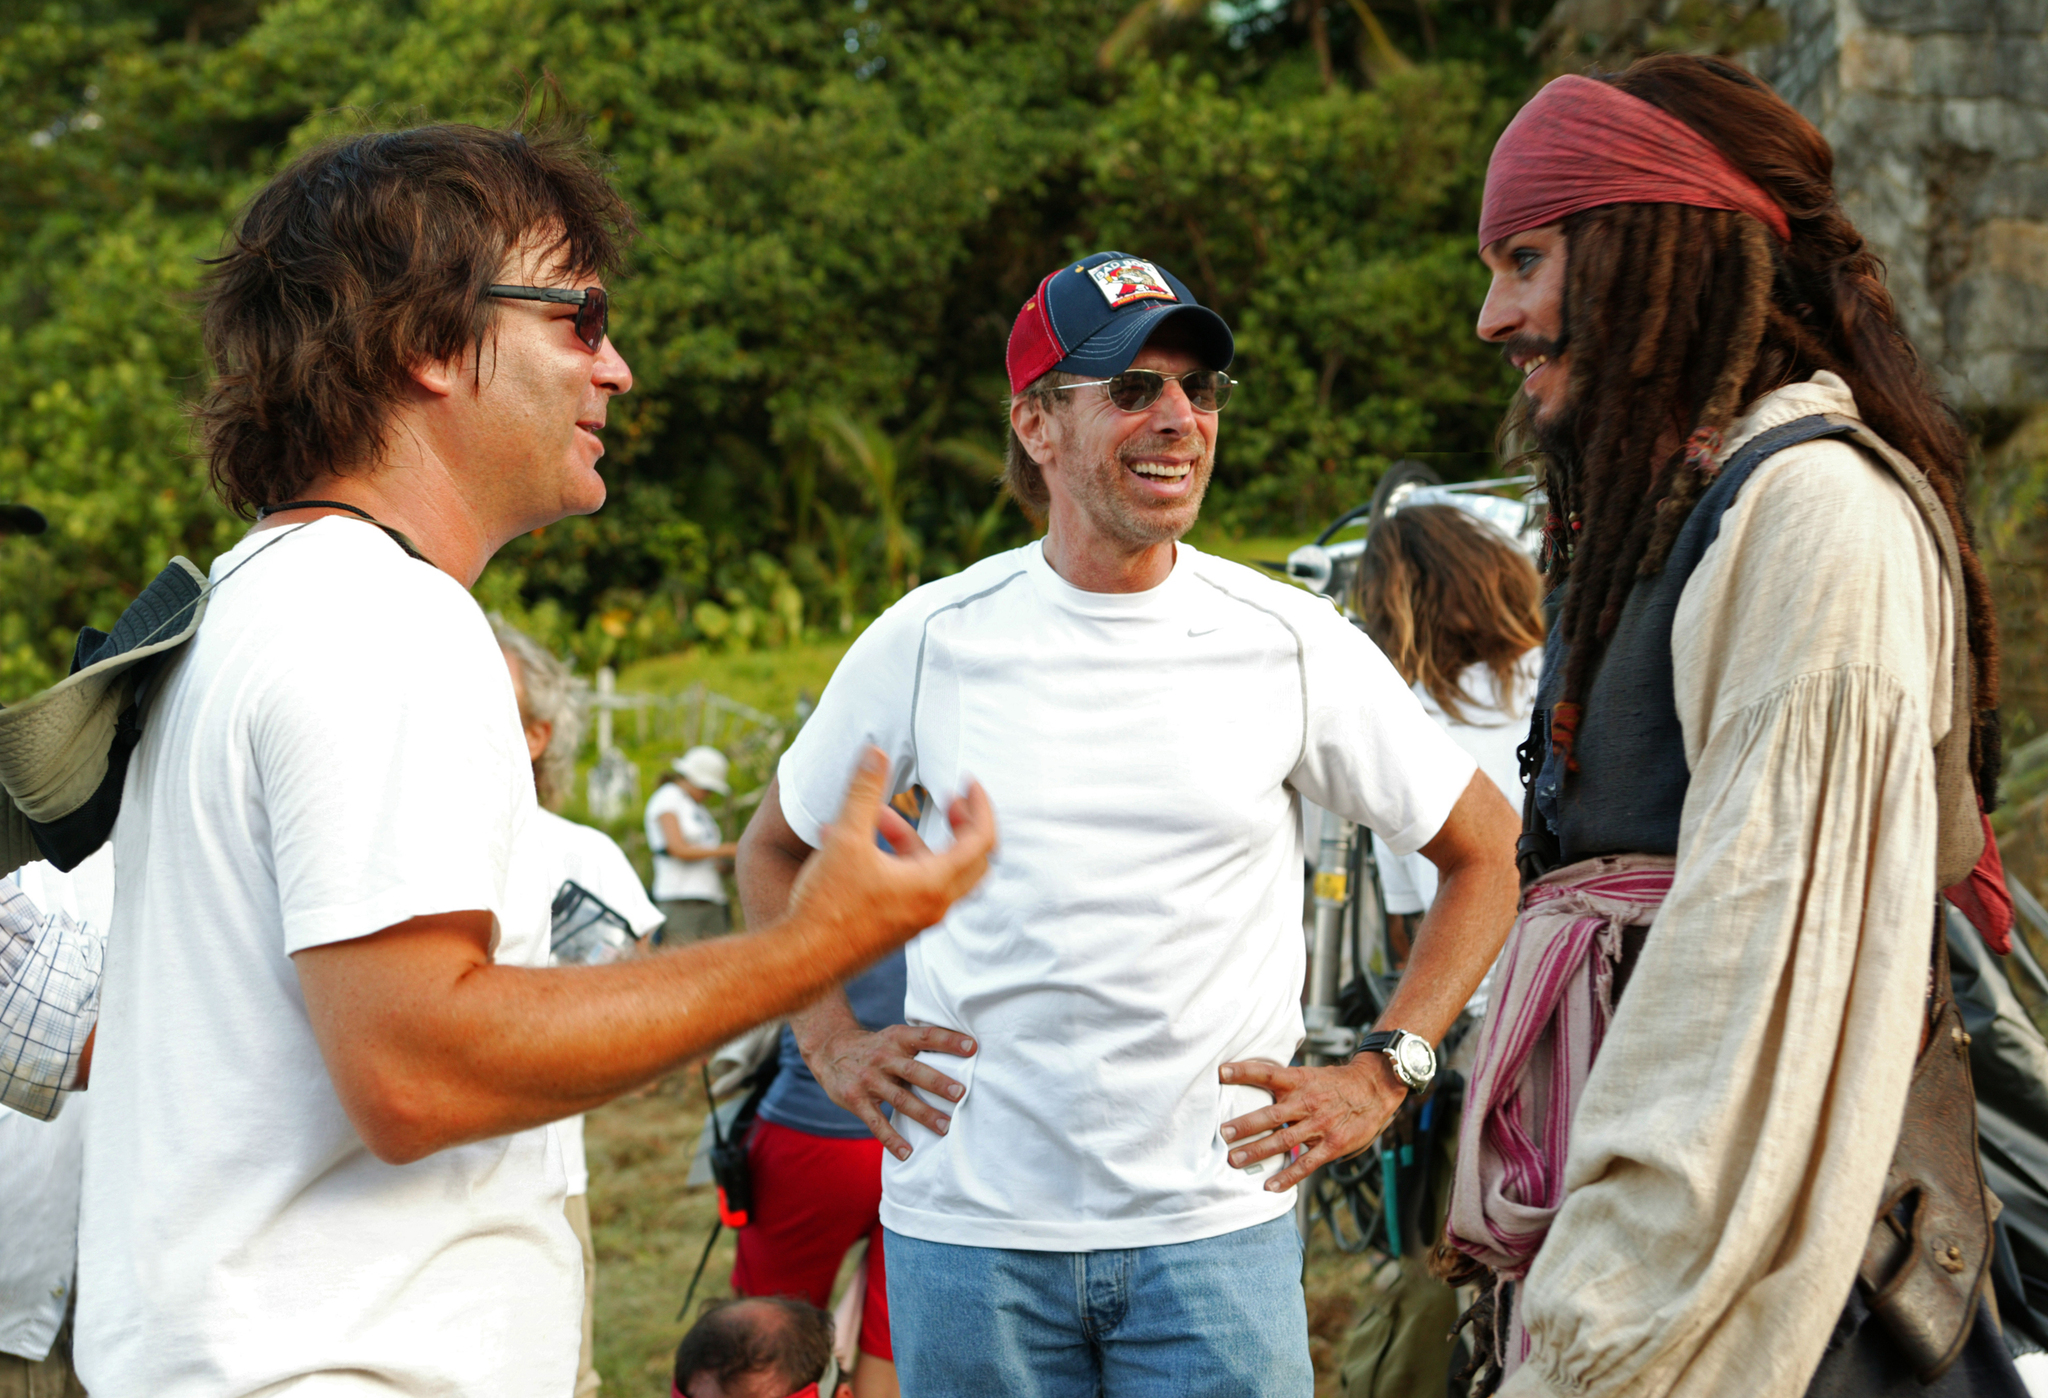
top-left (884, 1215), bottom-right (1312, 1398)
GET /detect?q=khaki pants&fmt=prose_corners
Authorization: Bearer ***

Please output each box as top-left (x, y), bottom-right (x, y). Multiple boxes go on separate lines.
top-left (0, 1323), bottom-right (87, 1398)
top-left (657, 899), bottom-right (730, 945)
top-left (565, 1194), bottom-right (601, 1397)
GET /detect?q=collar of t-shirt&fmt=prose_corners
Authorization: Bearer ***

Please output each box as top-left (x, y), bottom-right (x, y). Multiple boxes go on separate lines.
top-left (1021, 539), bottom-right (1196, 618)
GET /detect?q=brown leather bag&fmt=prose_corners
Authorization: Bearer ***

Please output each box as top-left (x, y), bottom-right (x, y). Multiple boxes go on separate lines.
top-left (1856, 923), bottom-right (1993, 1381)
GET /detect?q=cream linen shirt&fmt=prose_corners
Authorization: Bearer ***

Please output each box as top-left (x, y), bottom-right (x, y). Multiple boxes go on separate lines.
top-left (1503, 372), bottom-right (1955, 1398)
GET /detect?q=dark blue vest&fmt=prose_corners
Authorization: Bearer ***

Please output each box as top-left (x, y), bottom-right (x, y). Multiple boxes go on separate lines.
top-left (1519, 415), bottom-right (1868, 874)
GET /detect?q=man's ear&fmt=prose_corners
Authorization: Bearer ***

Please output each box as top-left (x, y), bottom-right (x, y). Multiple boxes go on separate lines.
top-left (1010, 394), bottom-right (1060, 474)
top-left (524, 718), bottom-right (552, 765)
top-left (407, 349), bottom-right (466, 400)
top-left (833, 1385), bottom-right (854, 1398)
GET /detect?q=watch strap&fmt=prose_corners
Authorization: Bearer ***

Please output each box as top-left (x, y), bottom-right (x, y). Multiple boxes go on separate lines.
top-left (1358, 1029), bottom-right (1435, 1093)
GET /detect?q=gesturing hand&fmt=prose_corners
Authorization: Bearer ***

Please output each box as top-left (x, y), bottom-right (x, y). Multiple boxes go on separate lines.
top-left (1217, 1055), bottom-right (1407, 1192)
top-left (807, 1022), bottom-right (977, 1162)
top-left (786, 748), bottom-right (996, 966)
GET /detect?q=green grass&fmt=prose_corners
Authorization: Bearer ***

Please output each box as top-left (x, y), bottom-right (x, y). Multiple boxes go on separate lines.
top-left (587, 1071), bottom-right (723, 1394)
top-left (557, 634), bottom-right (864, 894)
top-left (617, 637), bottom-right (862, 722)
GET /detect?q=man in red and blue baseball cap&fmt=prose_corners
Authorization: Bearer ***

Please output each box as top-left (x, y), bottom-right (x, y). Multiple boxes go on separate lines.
top-left (739, 250), bottom-right (1519, 1397)
top-left (1000, 251), bottom-right (1235, 576)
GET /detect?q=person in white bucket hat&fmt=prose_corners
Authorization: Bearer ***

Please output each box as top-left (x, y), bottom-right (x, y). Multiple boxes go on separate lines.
top-left (647, 746), bottom-right (738, 945)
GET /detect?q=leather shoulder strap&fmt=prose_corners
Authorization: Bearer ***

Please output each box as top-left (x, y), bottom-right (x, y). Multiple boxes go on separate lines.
top-left (1809, 415), bottom-right (1983, 888)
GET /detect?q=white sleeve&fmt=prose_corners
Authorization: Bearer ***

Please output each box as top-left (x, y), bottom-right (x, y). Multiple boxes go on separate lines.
top-left (1287, 601), bottom-right (1476, 857)
top-left (0, 883), bottom-right (101, 1120)
top-left (1503, 443), bottom-right (1945, 1398)
top-left (774, 601), bottom-right (928, 849)
top-left (254, 599), bottom-right (527, 956)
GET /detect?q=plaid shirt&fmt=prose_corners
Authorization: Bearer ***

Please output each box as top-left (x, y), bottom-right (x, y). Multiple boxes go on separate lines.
top-left (0, 878), bottom-right (101, 1121)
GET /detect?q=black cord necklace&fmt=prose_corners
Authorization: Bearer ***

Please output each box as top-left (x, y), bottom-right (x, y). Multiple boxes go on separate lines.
top-left (257, 499), bottom-right (431, 566)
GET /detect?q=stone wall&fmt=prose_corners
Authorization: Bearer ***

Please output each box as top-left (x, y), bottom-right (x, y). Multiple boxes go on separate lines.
top-left (1746, 0), bottom-right (2048, 408)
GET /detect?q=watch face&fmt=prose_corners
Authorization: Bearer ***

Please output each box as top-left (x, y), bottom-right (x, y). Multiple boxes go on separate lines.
top-left (1395, 1036), bottom-right (1435, 1085)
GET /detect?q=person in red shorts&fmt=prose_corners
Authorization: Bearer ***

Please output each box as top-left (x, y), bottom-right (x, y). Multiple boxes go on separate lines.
top-left (729, 947), bottom-right (905, 1398)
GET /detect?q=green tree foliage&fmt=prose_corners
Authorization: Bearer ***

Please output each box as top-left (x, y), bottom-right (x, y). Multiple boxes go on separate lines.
top-left (0, 0), bottom-right (1538, 691)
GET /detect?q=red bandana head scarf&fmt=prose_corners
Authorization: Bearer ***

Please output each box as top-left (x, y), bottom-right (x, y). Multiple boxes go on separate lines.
top-left (1478, 74), bottom-right (1790, 249)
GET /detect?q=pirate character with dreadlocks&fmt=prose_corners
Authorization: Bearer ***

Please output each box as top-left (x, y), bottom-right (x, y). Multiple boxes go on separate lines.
top-left (1440, 55), bottom-right (2021, 1398)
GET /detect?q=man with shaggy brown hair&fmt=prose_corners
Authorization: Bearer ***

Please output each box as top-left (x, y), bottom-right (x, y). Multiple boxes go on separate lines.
top-left (1443, 55), bottom-right (2020, 1398)
top-left (74, 121), bottom-right (994, 1398)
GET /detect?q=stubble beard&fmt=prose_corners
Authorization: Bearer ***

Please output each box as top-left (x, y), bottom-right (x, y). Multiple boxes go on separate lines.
top-left (1067, 434), bottom-right (1215, 552)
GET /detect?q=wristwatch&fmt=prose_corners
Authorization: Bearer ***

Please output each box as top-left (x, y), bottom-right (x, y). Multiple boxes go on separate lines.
top-left (1357, 1029), bottom-right (1437, 1094)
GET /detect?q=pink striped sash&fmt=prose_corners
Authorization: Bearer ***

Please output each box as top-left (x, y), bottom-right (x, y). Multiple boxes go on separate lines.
top-left (1446, 854), bottom-right (1675, 1280)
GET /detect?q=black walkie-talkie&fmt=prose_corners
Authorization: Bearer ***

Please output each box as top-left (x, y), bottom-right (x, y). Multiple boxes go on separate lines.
top-left (677, 1056), bottom-right (780, 1320)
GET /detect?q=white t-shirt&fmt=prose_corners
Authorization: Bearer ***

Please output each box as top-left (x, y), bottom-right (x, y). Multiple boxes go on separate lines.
top-left (0, 851), bottom-right (112, 1363)
top-left (79, 518), bottom-right (580, 1398)
top-left (1372, 649), bottom-right (1541, 915)
top-left (777, 541), bottom-right (1476, 1251)
top-left (644, 783), bottom-right (725, 902)
top-left (525, 809), bottom-right (663, 1195)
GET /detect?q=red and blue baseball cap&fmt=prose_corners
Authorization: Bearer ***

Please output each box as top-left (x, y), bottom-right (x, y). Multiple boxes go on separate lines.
top-left (1005, 251), bottom-right (1235, 395)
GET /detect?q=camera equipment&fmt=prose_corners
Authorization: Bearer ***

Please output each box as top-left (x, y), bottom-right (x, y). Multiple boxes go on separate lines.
top-left (1282, 465), bottom-right (1543, 1258)
top-left (548, 880), bottom-right (639, 965)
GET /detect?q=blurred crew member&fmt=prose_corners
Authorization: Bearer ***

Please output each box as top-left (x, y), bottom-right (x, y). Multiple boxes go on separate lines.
top-left (740, 251), bottom-right (1520, 1397)
top-left (0, 850), bottom-right (111, 1397)
top-left (75, 122), bottom-right (994, 1398)
top-left (673, 1297), bottom-right (852, 1398)
top-left (647, 748), bottom-right (738, 944)
top-left (1445, 56), bottom-right (2017, 1395)
top-left (497, 619), bottom-right (665, 1398)
top-left (1354, 503), bottom-right (1544, 977)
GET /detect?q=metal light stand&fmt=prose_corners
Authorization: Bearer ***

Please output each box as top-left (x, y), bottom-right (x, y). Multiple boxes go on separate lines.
top-left (1305, 818), bottom-right (1367, 1064)
top-left (1296, 812), bottom-right (1396, 1252)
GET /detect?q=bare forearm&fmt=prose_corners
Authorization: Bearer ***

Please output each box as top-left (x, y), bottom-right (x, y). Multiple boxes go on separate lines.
top-left (1375, 769), bottom-right (1520, 1043)
top-left (479, 924), bottom-right (881, 1117)
top-left (310, 755), bottom-right (995, 1166)
top-left (736, 801), bottom-right (805, 929)
top-left (1375, 856), bottom-right (1516, 1042)
top-left (317, 914), bottom-right (899, 1163)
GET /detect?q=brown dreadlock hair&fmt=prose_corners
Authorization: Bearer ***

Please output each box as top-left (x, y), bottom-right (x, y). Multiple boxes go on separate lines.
top-left (1526, 54), bottom-right (2002, 806)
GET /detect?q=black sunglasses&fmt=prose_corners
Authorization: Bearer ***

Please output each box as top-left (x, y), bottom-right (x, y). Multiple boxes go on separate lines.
top-left (487, 284), bottom-right (609, 352)
top-left (1044, 368), bottom-right (1236, 414)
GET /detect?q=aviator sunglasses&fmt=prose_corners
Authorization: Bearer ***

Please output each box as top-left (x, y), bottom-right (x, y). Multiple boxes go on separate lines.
top-left (488, 284), bottom-right (610, 351)
top-left (1043, 367), bottom-right (1236, 414)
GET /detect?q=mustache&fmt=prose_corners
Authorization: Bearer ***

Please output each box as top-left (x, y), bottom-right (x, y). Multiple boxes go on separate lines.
top-left (1500, 332), bottom-right (1566, 367)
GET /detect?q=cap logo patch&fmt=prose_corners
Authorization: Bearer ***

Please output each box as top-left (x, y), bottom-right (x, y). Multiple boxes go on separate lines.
top-left (1086, 258), bottom-right (1177, 310)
